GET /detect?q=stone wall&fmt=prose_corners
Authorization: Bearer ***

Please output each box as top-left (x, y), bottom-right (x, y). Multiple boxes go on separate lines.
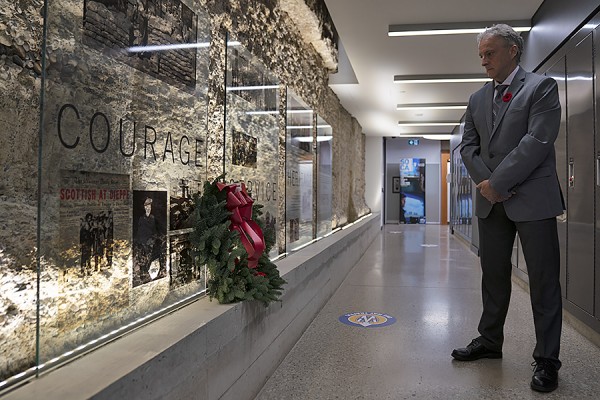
top-left (0, 0), bottom-right (369, 386)
top-left (205, 0), bottom-right (369, 227)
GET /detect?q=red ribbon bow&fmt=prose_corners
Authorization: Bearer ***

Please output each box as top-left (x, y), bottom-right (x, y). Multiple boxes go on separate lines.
top-left (502, 92), bottom-right (512, 102)
top-left (216, 182), bottom-right (265, 269)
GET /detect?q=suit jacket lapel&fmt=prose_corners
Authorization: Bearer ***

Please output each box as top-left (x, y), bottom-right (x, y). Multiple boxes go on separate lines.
top-left (490, 68), bottom-right (527, 139)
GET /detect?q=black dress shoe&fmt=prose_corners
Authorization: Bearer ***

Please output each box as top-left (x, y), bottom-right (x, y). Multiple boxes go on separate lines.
top-left (531, 360), bottom-right (558, 392)
top-left (451, 339), bottom-right (502, 361)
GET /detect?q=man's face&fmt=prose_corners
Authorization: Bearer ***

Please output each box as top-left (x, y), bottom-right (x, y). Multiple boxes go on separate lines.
top-left (478, 35), bottom-right (518, 83)
top-left (144, 203), bottom-right (151, 216)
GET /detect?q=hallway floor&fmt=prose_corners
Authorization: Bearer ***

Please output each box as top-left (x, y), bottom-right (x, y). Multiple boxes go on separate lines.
top-left (255, 224), bottom-right (600, 399)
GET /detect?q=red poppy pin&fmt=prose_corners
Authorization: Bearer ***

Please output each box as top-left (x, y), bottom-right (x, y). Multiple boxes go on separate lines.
top-left (502, 92), bottom-right (512, 102)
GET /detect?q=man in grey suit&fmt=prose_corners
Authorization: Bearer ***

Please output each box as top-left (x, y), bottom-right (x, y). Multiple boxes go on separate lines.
top-left (451, 24), bottom-right (563, 393)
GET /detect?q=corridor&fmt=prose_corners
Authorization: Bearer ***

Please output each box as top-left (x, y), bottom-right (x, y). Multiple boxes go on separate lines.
top-left (256, 224), bottom-right (600, 399)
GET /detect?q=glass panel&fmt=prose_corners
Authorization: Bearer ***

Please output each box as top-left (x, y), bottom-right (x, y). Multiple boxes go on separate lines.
top-left (316, 115), bottom-right (332, 238)
top-left (224, 34), bottom-right (280, 258)
top-left (286, 91), bottom-right (314, 252)
top-left (31, 0), bottom-right (210, 385)
top-left (0, 0), bottom-right (43, 385)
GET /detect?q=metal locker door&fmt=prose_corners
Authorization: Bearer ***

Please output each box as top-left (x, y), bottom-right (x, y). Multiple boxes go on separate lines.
top-left (566, 33), bottom-right (595, 314)
top-left (545, 58), bottom-right (567, 298)
top-left (594, 26), bottom-right (600, 318)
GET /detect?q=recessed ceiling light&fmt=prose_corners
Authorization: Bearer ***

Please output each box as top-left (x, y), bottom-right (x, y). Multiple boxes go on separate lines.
top-left (398, 121), bottom-right (459, 127)
top-left (423, 134), bottom-right (453, 140)
top-left (394, 74), bottom-right (491, 84)
top-left (397, 133), bottom-right (453, 140)
top-left (246, 110), bottom-right (279, 115)
top-left (397, 103), bottom-right (468, 110)
top-left (388, 20), bottom-right (531, 37)
top-left (226, 85), bottom-right (279, 91)
top-left (127, 42), bottom-right (211, 52)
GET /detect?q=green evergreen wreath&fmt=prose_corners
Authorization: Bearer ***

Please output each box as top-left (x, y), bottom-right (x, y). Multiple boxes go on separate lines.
top-left (190, 177), bottom-right (285, 306)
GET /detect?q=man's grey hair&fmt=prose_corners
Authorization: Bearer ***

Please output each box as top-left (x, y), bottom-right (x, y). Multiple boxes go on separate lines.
top-left (477, 24), bottom-right (524, 63)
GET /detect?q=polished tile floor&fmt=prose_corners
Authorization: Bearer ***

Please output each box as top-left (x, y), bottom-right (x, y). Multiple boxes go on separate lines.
top-left (256, 224), bottom-right (600, 399)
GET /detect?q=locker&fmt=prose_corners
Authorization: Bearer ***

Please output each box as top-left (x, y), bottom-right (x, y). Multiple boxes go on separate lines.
top-left (594, 26), bottom-right (600, 318)
top-left (565, 33), bottom-right (595, 314)
top-left (545, 58), bottom-right (567, 299)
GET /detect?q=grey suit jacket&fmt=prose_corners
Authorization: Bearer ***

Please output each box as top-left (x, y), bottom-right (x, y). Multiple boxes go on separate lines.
top-left (460, 67), bottom-right (564, 222)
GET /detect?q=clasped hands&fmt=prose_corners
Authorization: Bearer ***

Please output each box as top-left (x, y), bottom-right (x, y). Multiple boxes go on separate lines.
top-left (477, 179), bottom-right (513, 204)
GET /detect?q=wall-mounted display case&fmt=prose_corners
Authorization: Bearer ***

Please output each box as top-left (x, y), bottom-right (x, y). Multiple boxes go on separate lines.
top-left (224, 33), bottom-right (280, 258)
top-left (316, 114), bottom-right (333, 238)
top-left (1, 2), bottom-right (340, 390)
top-left (286, 91), bottom-right (314, 252)
top-left (1, 0), bottom-right (210, 389)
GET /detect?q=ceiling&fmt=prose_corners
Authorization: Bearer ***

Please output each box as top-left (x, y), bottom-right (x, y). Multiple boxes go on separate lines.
top-left (324, 0), bottom-right (545, 139)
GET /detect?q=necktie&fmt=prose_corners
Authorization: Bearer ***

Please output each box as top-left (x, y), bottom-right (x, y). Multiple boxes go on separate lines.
top-left (492, 84), bottom-right (508, 126)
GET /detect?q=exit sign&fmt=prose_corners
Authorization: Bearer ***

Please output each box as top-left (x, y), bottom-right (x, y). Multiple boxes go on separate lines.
top-left (408, 139), bottom-right (419, 146)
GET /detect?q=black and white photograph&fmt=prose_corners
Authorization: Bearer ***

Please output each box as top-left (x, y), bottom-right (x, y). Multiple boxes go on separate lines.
top-left (79, 210), bottom-right (114, 276)
top-left (289, 217), bottom-right (299, 243)
top-left (170, 195), bottom-right (195, 231)
top-left (132, 190), bottom-right (168, 287)
top-left (232, 130), bottom-right (258, 168)
top-left (83, 0), bottom-right (198, 89)
top-left (169, 233), bottom-right (203, 289)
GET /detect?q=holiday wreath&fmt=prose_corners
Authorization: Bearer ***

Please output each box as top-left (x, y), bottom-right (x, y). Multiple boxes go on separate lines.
top-left (190, 177), bottom-right (285, 306)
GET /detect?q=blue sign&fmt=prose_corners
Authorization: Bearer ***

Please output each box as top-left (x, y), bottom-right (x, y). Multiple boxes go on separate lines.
top-left (338, 312), bottom-right (397, 328)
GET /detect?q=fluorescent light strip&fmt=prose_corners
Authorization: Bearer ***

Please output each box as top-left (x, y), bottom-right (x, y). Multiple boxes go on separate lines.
top-left (423, 134), bottom-right (453, 140)
top-left (290, 213), bottom-right (372, 251)
top-left (270, 253), bottom-right (287, 262)
top-left (398, 133), bottom-right (453, 140)
top-left (287, 109), bottom-right (314, 114)
top-left (388, 20), bottom-right (531, 37)
top-left (324, 227), bottom-right (341, 237)
top-left (394, 74), bottom-right (491, 84)
top-left (341, 212), bottom-right (373, 230)
top-left (291, 238), bottom-right (318, 252)
top-left (296, 135), bottom-right (333, 142)
top-left (389, 27), bottom-right (530, 36)
top-left (286, 125), bottom-right (331, 129)
top-left (287, 125), bottom-right (313, 129)
top-left (128, 42), bottom-right (210, 52)
top-left (397, 103), bottom-right (467, 110)
top-left (398, 121), bottom-right (459, 127)
top-left (287, 124), bottom-right (330, 129)
top-left (227, 85), bottom-right (279, 91)
top-left (247, 110), bottom-right (326, 116)
top-left (246, 110), bottom-right (279, 115)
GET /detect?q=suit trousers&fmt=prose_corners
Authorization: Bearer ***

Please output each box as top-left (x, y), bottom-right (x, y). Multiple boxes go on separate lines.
top-left (476, 203), bottom-right (562, 369)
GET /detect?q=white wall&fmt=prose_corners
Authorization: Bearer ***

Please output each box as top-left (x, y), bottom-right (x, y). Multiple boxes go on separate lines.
top-left (365, 136), bottom-right (383, 213)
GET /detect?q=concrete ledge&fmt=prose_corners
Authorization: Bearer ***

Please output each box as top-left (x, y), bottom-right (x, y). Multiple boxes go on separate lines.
top-left (4, 214), bottom-right (380, 400)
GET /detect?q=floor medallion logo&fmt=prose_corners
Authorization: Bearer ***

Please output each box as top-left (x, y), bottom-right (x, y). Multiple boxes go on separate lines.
top-left (338, 312), bottom-right (397, 328)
